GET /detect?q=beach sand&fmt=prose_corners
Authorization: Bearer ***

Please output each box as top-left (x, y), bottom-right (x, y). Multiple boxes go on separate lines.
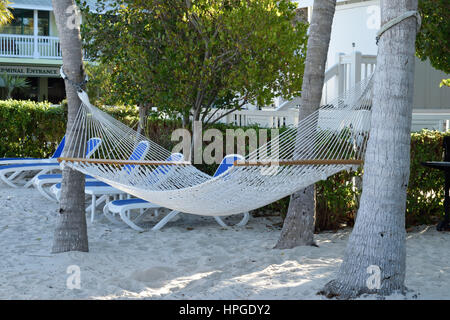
top-left (0, 185), bottom-right (449, 300)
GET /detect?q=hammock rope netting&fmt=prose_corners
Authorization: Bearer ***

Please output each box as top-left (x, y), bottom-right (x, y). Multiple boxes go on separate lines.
top-left (59, 74), bottom-right (373, 216)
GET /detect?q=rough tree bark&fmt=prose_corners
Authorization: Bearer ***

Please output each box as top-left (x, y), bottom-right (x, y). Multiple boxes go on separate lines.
top-left (137, 103), bottom-right (150, 136)
top-left (275, 0), bottom-right (336, 249)
top-left (52, 0), bottom-right (88, 253)
top-left (320, 0), bottom-right (419, 298)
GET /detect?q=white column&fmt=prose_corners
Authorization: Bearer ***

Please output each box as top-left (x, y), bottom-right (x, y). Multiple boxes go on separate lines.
top-left (33, 10), bottom-right (39, 58)
top-left (349, 51), bottom-right (362, 88)
top-left (336, 52), bottom-right (345, 97)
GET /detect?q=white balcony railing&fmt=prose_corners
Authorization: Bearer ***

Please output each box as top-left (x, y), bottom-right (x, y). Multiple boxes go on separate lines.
top-left (210, 105), bottom-right (450, 131)
top-left (208, 109), bottom-right (299, 129)
top-left (0, 34), bottom-right (62, 59)
top-left (322, 51), bottom-right (376, 105)
top-left (37, 36), bottom-right (61, 59)
top-left (211, 51), bottom-right (450, 131)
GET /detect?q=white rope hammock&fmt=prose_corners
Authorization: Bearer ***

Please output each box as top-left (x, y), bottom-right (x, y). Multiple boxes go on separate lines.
top-left (59, 74), bottom-right (374, 216)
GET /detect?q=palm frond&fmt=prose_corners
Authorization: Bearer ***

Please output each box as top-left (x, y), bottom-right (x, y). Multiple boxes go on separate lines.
top-left (0, 1), bottom-right (13, 26)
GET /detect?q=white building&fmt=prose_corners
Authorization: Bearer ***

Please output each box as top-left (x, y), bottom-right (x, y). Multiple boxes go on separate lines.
top-left (306, 0), bottom-right (450, 113)
top-left (228, 0), bottom-right (450, 131)
top-left (1, 1), bottom-right (448, 130)
top-left (0, 0), bottom-right (102, 103)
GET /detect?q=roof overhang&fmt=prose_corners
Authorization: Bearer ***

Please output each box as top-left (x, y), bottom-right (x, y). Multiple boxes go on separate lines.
top-left (8, 1), bottom-right (113, 12)
top-left (9, 3), bottom-right (52, 11)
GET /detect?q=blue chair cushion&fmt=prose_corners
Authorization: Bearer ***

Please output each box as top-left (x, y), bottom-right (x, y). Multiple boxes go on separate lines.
top-left (214, 155), bottom-right (243, 177)
top-left (55, 180), bottom-right (109, 189)
top-left (111, 198), bottom-right (149, 206)
top-left (51, 136), bottom-right (66, 159)
top-left (36, 174), bottom-right (63, 180)
top-left (123, 141), bottom-right (149, 174)
top-left (0, 163), bottom-right (60, 170)
top-left (36, 174), bottom-right (94, 181)
top-left (84, 181), bottom-right (110, 187)
top-left (1, 158), bottom-right (39, 161)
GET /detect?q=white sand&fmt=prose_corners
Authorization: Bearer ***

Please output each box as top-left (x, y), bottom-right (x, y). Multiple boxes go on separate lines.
top-left (0, 185), bottom-right (449, 300)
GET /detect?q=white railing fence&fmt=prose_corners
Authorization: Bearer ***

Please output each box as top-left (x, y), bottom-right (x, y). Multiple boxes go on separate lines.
top-left (209, 108), bottom-right (450, 131)
top-left (410, 110), bottom-right (450, 132)
top-left (322, 51), bottom-right (376, 105)
top-left (37, 36), bottom-right (61, 59)
top-left (0, 34), bottom-right (94, 60)
top-left (0, 34), bottom-right (62, 59)
top-left (213, 51), bottom-right (449, 131)
top-left (0, 34), bottom-right (35, 58)
top-left (208, 109), bottom-right (299, 129)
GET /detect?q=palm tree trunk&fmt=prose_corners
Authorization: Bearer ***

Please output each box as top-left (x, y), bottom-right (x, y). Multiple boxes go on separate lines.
top-left (51, 0), bottom-right (88, 253)
top-left (320, 0), bottom-right (418, 298)
top-left (275, 0), bottom-right (336, 249)
top-left (137, 103), bottom-right (150, 136)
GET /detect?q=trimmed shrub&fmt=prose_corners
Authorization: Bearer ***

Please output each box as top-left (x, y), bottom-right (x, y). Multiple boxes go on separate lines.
top-left (407, 130), bottom-right (449, 226)
top-left (315, 170), bottom-right (361, 231)
top-left (0, 100), bottom-right (66, 158)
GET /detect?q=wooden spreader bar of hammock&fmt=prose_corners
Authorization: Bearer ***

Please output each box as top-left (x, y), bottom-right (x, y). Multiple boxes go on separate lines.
top-left (58, 157), bottom-right (363, 167)
top-left (234, 159), bottom-right (364, 166)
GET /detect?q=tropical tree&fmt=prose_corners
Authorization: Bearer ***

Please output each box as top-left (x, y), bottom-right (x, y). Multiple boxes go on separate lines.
top-left (51, 0), bottom-right (89, 253)
top-left (0, 73), bottom-right (30, 99)
top-left (0, 0), bottom-right (13, 26)
top-left (78, 0), bottom-right (308, 132)
top-left (275, 0), bottom-right (336, 249)
top-left (321, 0), bottom-right (419, 298)
top-left (416, 0), bottom-right (449, 75)
top-left (440, 79), bottom-right (450, 87)
top-left (416, 0), bottom-right (449, 87)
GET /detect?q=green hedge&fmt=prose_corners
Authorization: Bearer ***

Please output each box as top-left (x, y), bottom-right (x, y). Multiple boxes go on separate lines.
top-left (0, 100), bottom-right (447, 230)
top-left (407, 130), bottom-right (449, 226)
top-left (0, 100), bottom-right (66, 158)
top-left (312, 130), bottom-right (449, 230)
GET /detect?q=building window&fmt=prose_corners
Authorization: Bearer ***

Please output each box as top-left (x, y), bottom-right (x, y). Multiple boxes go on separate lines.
top-left (0, 9), bottom-right (50, 36)
top-left (38, 11), bottom-right (50, 36)
top-left (0, 9), bottom-right (34, 35)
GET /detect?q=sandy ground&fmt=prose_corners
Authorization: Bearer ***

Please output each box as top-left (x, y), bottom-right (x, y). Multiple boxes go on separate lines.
top-left (0, 184), bottom-right (449, 300)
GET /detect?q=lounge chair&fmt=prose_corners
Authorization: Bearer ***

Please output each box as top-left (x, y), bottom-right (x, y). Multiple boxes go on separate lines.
top-left (84, 151), bottom-right (184, 223)
top-left (33, 174), bottom-right (98, 201)
top-left (31, 137), bottom-right (102, 201)
top-left (0, 136), bottom-right (65, 165)
top-left (0, 137), bottom-right (101, 189)
top-left (51, 140), bottom-right (150, 222)
top-left (103, 154), bottom-right (250, 231)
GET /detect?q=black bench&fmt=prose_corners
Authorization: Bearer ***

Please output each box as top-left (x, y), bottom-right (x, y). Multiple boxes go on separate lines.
top-left (422, 136), bottom-right (450, 231)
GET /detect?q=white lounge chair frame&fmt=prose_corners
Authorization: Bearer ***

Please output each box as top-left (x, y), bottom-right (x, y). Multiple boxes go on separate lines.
top-left (0, 163), bottom-right (61, 188)
top-left (52, 141), bottom-right (150, 222)
top-left (31, 138), bottom-right (102, 200)
top-left (103, 154), bottom-right (250, 231)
